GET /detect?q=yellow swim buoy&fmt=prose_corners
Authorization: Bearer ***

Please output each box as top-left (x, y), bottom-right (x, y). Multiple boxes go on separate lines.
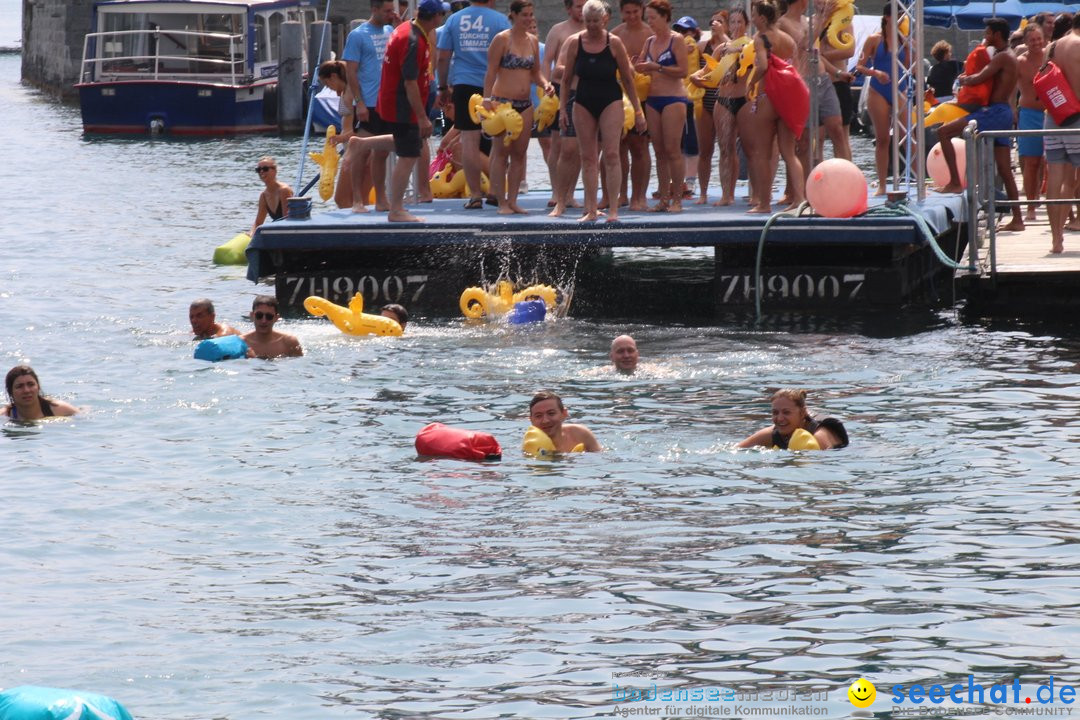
top-left (772, 428), bottom-right (822, 451)
top-left (536, 92), bottom-right (559, 132)
top-left (304, 293), bottom-right (403, 336)
top-left (522, 426), bottom-right (584, 457)
top-left (308, 125), bottom-right (339, 202)
top-left (213, 232), bottom-right (251, 265)
top-left (459, 281), bottom-right (558, 319)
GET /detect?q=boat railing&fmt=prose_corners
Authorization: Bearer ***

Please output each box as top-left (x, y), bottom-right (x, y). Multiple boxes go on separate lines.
top-left (962, 121), bottom-right (1080, 279)
top-left (79, 29), bottom-right (250, 85)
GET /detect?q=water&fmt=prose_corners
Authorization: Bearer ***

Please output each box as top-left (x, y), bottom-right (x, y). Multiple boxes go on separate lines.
top-left (4, 52), bottom-right (1080, 720)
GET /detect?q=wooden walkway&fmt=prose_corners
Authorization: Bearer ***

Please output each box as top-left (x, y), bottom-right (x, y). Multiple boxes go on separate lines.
top-left (965, 207), bottom-right (1080, 274)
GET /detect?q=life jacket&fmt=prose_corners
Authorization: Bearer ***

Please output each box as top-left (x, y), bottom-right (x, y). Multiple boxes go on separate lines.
top-left (1035, 43), bottom-right (1080, 127)
top-left (955, 44), bottom-right (994, 107)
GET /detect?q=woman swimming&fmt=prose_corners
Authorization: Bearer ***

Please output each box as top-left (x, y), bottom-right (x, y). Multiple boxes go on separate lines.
top-left (3, 365), bottom-right (79, 421)
top-left (738, 388), bottom-right (848, 450)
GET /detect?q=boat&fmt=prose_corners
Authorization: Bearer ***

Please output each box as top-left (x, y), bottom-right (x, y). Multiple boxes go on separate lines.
top-left (76, 0), bottom-right (317, 135)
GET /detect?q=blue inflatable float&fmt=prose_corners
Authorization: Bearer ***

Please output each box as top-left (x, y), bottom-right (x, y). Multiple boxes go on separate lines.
top-left (0, 686), bottom-right (134, 720)
top-left (506, 299), bottom-right (546, 325)
top-left (194, 335), bottom-right (249, 362)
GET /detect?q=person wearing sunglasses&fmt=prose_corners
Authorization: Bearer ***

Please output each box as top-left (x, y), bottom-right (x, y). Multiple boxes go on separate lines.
top-left (241, 295), bottom-right (303, 359)
top-left (249, 156), bottom-right (294, 237)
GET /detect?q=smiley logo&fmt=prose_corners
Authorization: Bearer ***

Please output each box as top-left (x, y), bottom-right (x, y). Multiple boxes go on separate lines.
top-left (848, 678), bottom-right (876, 708)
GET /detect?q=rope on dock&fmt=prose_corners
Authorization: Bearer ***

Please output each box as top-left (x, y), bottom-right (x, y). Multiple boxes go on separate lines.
top-left (754, 202), bottom-right (810, 324)
top-left (866, 202), bottom-right (977, 273)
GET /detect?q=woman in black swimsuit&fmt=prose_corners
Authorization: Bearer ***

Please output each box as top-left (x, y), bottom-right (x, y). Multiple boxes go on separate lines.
top-left (482, 0), bottom-right (553, 215)
top-left (708, 7), bottom-right (749, 207)
top-left (4, 365), bottom-right (78, 421)
top-left (738, 388), bottom-right (848, 450)
top-left (558, 0), bottom-right (645, 223)
top-left (250, 155), bottom-right (294, 236)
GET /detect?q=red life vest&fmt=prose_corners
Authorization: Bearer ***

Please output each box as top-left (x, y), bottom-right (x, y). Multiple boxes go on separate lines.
top-left (955, 44), bottom-right (993, 107)
top-left (1034, 60), bottom-right (1080, 127)
top-left (415, 423), bottom-right (502, 461)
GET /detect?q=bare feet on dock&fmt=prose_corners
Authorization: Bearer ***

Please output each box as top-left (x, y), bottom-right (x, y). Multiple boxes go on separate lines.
top-left (510, 203), bottom-right (528, 215)
top-left (648, 200), bottom-right (670, 212)
top-left (1066, 219), bottom-right (1080, 231)
top-left (998, 218), bottom-right (1025, 232)
top-left (713, 197), bottom-right (734, 207)
top-left (388, 210), bottom-right (423, 222)
top-left (628, 201), bottom-right (648, 211)
top-left (578, 211), bottom-right (601, 222)
top-left (694, 195), bottom-right (709, 205)
top-left (351, 203), bottom-right (370, 214)
top-left (747, 204), bottom-right (772, 214)
top-left (669, 200), bottom-right (683, 213)
top-left (1024, 210), bottom-right (1037, 222)
top-left (605, 212), bottom-right (621, 223)
top-left (1051, 239), bottom-right (1064, 254)
top-left (548, 203), bottom-right (566, 218)
top-left (938, 183), bottom-right (964, 194)
top-left (783, 200), bottom-right (804, 212)
top-left (376, 204), bottom-right (391, 212)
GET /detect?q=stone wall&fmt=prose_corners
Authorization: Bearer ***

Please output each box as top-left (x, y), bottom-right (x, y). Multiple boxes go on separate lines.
top-left (21, 0), bottom-right (95, 101)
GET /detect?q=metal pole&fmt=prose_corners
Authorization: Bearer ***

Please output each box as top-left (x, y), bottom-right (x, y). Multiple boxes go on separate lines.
top-left (914, 0), bottom-right (925, 200)
top-left (889, 0), bottom-right (900, 193)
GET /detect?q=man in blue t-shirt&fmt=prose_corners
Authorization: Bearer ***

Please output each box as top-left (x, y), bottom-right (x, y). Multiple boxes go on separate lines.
top-left (343, 0), bottom-right (394, 134)
top-left (435, 0), bottom-right (510, 208)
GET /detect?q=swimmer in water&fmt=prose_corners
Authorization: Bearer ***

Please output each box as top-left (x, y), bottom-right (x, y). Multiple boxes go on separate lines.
top-left (529, 390), bottom-right (601, 452)
top-left (610, 334), bottom-right (639, 373)
top-left (380, 303), bottom-right (409, 332)
top-left (190, 298), bottom-right (240, 340)
top-left (241, 295), bottom-right (303, 359)
top-left (3, 365), bottom-right (79, 420)
top-left (738, 388), bottom-right (848, 449)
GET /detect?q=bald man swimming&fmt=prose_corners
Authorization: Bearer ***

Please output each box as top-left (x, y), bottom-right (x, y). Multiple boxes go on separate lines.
top-left (610, 335), bottom-right (639, 374)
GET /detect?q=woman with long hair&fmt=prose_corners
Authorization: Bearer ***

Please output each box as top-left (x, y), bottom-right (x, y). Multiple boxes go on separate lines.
top-left (635, 0), bottom-right (689, 212)
top-left (854, 5), bottom-right (910, 195)
top-left (3, 366), bottom-right (78, 420)
top-left (482, 0), bottom-right (553, 214)
top-left (700, 7), bottom-right (748, 206)
top-left (687, 9), bottom-right (729, 204)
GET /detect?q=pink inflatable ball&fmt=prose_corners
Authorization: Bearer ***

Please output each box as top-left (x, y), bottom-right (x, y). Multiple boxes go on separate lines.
top-left (926, 138), bottom-right (967, 190)
top-left (806, 159), bottom-right (868, 218)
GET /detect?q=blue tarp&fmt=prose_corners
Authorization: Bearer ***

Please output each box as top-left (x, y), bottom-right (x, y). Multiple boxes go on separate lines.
top-left (923, 0), bottom-right (1072, 29)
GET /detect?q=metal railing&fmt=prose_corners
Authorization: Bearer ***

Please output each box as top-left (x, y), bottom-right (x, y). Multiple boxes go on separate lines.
top-left (962, 121), bottom-right (1080, 279)
top-left (80, 29), bottom-right (246, 84)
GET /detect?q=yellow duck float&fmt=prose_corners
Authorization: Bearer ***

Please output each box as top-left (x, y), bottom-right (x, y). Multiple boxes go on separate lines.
top-left (308, 125), bottom-right (339, 202)
top-left (622, 95), bottom-right (635, 136)
top-left (304, 293), bottom-right (403, 336)
top-left (459, 280), bottom-right (558, 319)
top-left (535, 92), bottom-right (559, 133)
top-left (697, 36), bottom-right (752, 88)
top-left (429, 162), bottom-right (491, 199)
top-left (736, 41), bottom-right (758, 100)
top-left (468, 94), bottom-right (525, 146)
top-left (634, 70), bottom-right (651, 102)
top-left (823, 0), bottom-right (856, 51)
top-left (522, 426), bottom-right (584, 457)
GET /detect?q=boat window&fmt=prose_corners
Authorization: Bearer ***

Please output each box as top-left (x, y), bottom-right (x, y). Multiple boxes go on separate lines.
top-left (268, 12), bottom-right (285, 62)
top-left (94, 9), bottom-right (246, 76)
top-left (255, 14), bottom-right (269, 64)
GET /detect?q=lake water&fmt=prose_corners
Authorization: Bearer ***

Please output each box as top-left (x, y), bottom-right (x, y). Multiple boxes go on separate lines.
top-left (3, 51), bottom-right (1080, 720)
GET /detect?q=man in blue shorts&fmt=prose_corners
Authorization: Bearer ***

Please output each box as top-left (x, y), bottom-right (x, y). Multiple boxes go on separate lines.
top-left (936, 18), bottom-right (1025, 231)
top-left (435, 0), bottom-right (510, 209)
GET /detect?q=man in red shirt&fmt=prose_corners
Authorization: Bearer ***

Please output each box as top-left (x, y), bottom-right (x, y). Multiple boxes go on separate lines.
top-left (376, 0), bottom-right (445, 222)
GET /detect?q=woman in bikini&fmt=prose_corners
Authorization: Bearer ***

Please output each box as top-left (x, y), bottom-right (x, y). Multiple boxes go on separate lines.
top-left (686, 10), bottom-right (728, 204)
top-left (634, 0), bottom-right (689, 213)
top-left (855, 5), bottom-right (910, 196)
top-left (250, 155), bottom-right (293, 236)
top-left (482, 0), bottom-right (553, 215)
top-left (3, 366), bottom-right (78, 421)
top-left (742, 0), bottom-right (806, 213)
top-left (738, 388), bottom-right (849, 450)
top-left (704, 7), bottom-right (749, 206)
top-left (558, 0), bottom-right (646, 222)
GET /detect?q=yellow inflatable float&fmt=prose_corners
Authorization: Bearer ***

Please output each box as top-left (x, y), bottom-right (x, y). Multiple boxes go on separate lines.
top-left (459, 280), bottom-right (558, 319)
top-left (535, 92), bottom-right (559, 132)
top-left (522, 426), bottom-right (584, 457)
top-left (622, 95), bottom-right (635, 136)
top-left (468, 94), bottom-right (525, 146)
top-left (429, 163), bottom-right (490, 199)
top-left (213, 232), bottom-right (250, 265)
top-left (697, 36), bottom-right (751, 88)
top-left (308, 125), bottom-right (339, 202)
top-left (924, 101), bottom-right (970, 126)
top-left (823, 0), bottom-right (855, 51)
top-left (634, 71), bottom-right (651, 102)
top-left (771, 428), bottom-right (822, 451)
top-left (304, 293), bottom-right (403, 336)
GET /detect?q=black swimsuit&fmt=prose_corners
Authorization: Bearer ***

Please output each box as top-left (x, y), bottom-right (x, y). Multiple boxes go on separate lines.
top-left (8, 397), bottom-right (54, 420)
top-left (267, 197), bottom-right (284, 221)
top-left (771, 416), bottom-right (849, 449)
top-left (573, 33), bottom-right (623, 120)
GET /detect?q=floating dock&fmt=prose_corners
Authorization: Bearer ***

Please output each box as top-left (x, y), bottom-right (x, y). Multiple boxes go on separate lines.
top-left (247, 188), bottom-right (969, 318)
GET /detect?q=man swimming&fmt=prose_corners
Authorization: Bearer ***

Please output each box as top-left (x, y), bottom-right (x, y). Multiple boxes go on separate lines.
top-left (528, 390), bottom-right (601, 452)
top-left (610, 334), bottom-right (639, 373)
top-left (241, 295), bottom-right (303, 359)
top-left (189, 299), bottom-right (240, 340)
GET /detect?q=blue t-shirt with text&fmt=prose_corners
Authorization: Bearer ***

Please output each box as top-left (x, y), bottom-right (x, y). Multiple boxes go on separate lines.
top-left (436, 6), bottom-right (511, 87)
top-left (342, 21), bottom-right (392, 107)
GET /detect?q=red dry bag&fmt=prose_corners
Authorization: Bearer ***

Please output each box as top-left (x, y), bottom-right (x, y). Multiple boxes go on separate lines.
top-left (1034, 60), bottom-right (1080, 127)
top-left (415, 423), bottom-right (502, 461)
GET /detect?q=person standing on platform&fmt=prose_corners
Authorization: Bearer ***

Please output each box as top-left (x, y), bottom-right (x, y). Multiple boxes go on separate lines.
top-left (1016, 25), bottom-right (1047, 222)
top-left (437, 0), bottom-right (511, 210)
top-left (377, 0), bottom-right (444, 222)
top-left (612, 0), bottom-right (654, 211)
top-left (935, 18), bottom-right (1025, 233)
top-left (544, 0), bottom-right (587, 210)
top-left (338, 0), bottom-right (395, 211)
top-left (854, 5), bottom-right (909, 196)
top-left (1043, 14), bottom-right (1080, 254)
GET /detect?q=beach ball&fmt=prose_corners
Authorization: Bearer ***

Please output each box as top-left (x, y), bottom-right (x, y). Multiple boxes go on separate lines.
top-left (926, 138), bottom-right (966, 189)
top-left (806, 158), bottom-right (867, 217)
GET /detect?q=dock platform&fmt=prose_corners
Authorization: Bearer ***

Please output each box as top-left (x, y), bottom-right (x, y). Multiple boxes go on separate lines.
top-left (247, 187), bottom-right (968, 318)
top-left (958, 209), bottom-right (1080, 312)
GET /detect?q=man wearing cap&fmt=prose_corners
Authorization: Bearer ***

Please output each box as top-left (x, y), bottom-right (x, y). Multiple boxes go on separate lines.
top-left (376, 0), bottom-right (445, 222)
top-left (436, 0), bottom-right (511, 210)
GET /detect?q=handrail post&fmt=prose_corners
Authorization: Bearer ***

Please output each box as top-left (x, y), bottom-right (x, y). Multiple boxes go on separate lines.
top-left (963, 121), bottom-right (979, 272)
